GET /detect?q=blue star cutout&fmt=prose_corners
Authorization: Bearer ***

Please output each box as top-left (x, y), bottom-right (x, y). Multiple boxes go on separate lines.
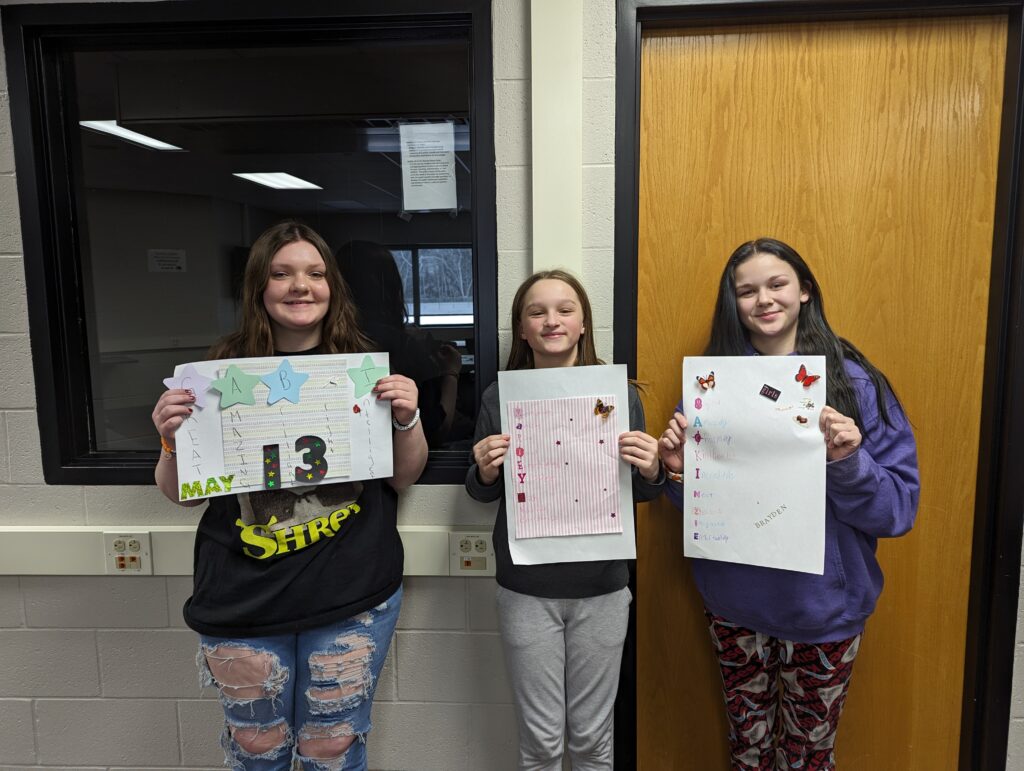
top-left (261, 359), bottom-right (309, 405)
top-left (347, 355), bottom-right (390, 398)
top-left (210, 364), bottom-right (263, 408)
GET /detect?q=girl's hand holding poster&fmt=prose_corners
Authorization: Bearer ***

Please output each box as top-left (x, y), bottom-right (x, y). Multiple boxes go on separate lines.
top-left (163, 353), bottom-right (393, 502)
top-left (682, 356), bottom-right (826, 574)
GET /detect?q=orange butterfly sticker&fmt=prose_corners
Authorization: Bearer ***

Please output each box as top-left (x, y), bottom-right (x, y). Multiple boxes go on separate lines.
top-left (795, 364), bottom-right (821, 388)
top-left (697, 371), bottom-right (716, 390)
top-left (594, 398), bottom-right (615, 420)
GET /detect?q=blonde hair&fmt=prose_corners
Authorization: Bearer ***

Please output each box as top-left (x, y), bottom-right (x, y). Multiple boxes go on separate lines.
top-left (505, 269), bottom-right (603, 370)
top-left (208, 221), bottom-right (371, 359)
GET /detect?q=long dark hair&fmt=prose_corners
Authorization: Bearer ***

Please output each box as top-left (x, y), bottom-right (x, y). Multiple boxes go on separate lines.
top-left (706, 237), bottom-right (900, 427)
top-left (335, 240), bottom-right (409, 330)
top-left (506, 269), bottom-right (603, 370)
top-left (208, 221), bottom-right (371, 359)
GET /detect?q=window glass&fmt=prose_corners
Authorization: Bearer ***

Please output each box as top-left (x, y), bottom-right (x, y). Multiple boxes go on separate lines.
top-left (70, 40), bottom-right (478, 454)
top-left (389, 249), bottom-right (416, 319)
top-left (419, 247), bottom-right (474, 325)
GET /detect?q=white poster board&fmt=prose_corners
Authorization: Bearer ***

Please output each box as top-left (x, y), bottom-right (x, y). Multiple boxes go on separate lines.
top-left (399, 122), bottom-right (457, 211)
top-left (682, 356), bottom-right (826, 574)
top-left (498, 365), bottom-right (636, 565)
top-left (165, 353), bottom-right (393, 502)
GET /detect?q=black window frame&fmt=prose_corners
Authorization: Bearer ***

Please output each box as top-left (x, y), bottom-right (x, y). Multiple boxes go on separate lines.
top-left (2, 0), bottom-right (497, 486)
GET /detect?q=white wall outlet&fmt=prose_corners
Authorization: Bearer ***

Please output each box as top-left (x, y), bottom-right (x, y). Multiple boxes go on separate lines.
top-left (449, 531), bottom-right (495, 576)
top-left (103, 531), bottom-right (153, 575)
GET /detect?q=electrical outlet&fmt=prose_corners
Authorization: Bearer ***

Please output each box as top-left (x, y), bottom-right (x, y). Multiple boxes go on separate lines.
top-left (103, 531), bottom-right (153, 575)
top-left (449, 531), bottom-right (495, 576)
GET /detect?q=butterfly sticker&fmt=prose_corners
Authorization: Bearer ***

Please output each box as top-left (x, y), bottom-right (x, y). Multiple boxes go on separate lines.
top-left (697, 371), bottom-right (716, 390)
top-left (594, 398), bottom-right (615, 420)
top-left (795, 364), bottom-right (821, 388)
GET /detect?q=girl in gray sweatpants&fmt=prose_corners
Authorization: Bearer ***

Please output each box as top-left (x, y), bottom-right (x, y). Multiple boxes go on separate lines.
top-left (466, 270), bottom-right (665, 770)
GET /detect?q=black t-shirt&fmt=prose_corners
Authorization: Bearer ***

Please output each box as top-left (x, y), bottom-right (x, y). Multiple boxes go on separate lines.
top-left (184, 479), bottom-right (403, 637)
top-left (182, 345), bottom-right (403, 637)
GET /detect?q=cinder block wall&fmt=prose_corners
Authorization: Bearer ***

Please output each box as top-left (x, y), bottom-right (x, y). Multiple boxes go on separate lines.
top-left (0, 0), bottom-right (614, 769)
top-left (1009, 569), bottom-right (1024, 769)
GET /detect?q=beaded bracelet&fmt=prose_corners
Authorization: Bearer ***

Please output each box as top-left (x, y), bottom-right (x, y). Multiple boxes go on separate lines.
top-left (392, 408), bottom-right (421, 432)
top-left (160, 436), bottom-right (177, 456)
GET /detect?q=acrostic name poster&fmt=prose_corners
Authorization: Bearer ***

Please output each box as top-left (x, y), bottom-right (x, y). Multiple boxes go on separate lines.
top-left (163, 353), bottom-right (392, 502)
top-left (498, 364), bottom-right (636, 565)
top-left (681, 356), bottom-right (826, 574)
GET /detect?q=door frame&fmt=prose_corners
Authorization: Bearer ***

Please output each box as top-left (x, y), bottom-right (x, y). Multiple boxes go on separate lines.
top-left (613, 1), bottom-right (1024, 768)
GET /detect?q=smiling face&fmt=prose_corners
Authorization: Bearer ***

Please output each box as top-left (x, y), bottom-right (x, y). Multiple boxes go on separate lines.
top-left (262, 239), bottom-right (331, 350)
top-left (733, 252), bottom-right (810, 355)
top-left (518, 278), bottom-right (585, 368)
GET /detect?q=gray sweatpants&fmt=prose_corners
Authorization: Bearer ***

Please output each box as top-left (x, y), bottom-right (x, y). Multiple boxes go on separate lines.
top-left (496, 585), bottom-right (632, 771)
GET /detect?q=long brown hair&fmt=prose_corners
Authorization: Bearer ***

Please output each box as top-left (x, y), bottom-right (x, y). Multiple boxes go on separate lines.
top-left (208, 221), bottom-right (371, 359)
top-left (505, 269), bottom-right (603, 370)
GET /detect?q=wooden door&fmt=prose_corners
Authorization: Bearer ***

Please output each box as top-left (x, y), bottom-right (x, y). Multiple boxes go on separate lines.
top-left (636, 16), bottom-right (1006, 770)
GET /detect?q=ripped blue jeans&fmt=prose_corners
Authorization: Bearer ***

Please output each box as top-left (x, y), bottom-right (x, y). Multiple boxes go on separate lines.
top-left (198, 585), bottom-right (401, 771)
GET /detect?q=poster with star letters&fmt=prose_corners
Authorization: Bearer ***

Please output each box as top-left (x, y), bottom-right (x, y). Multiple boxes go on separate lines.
top-left (498, 364), bottom-right (636, 565)
top-left (163, 353), bottom-right (392, 502)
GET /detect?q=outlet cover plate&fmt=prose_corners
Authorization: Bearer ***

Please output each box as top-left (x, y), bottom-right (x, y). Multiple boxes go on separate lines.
top-left (448, 531), bottom-right (495, 576)
top-left (103, 531), bottom-right (153, 575)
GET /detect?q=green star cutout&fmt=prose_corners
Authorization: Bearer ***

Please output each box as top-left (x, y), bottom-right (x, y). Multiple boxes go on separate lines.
top-left (267, 480), bottom-right (275, 488)
top-left (210, 365), bottom-right (263, 408)
top-left (347, 355), bottom-right (390, 398)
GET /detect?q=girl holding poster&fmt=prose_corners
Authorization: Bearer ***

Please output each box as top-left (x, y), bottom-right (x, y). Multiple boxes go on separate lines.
top-left (466, 270), bottom-right (664, 770)
top-left (151, 222), bottom-right (427, 771)
top-left (659, 238), bottom-right (919, 770)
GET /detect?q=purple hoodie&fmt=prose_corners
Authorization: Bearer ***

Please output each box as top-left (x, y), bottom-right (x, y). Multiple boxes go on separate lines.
top-left (666, 358), bottom-right (919, 643)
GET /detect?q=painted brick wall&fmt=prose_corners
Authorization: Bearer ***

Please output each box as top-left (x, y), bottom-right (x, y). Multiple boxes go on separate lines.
top-left (1008, 559), bottom-right (1024, 769)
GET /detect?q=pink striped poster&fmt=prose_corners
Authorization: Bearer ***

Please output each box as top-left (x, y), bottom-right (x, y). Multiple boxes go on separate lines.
top-left (507, 395), bottom-right (622, 539)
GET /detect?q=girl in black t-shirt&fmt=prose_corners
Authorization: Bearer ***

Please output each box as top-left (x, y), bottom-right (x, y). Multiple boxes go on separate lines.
top-left (151, 221), bottom-right (427, 770)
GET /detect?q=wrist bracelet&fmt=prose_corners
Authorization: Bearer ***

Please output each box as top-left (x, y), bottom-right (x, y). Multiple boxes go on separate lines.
top-left (666, 469), bottom-right (683, 483)
top-left (392, 407), bottom-right (421, 432)
top-left (160, 436), bottom-right (177, 456)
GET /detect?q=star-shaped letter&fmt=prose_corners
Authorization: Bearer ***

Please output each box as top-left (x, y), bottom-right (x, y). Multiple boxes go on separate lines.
top-left (163, 364), bottom-right (213, 408)
top-left (261, 359), bottom-right (309, 405)
top-left (347, 355), bottom-right (390, 398)
top-left (210, 364), bottom-right (263, 408)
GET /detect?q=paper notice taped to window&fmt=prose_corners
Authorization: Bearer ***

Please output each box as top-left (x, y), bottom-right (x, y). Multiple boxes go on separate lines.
top-left (399, 122), bottom-right (457, 212)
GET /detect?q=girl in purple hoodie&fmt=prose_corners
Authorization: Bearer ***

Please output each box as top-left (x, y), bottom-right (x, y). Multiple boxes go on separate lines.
top-left (658, 238), bottom-right (919, 770)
